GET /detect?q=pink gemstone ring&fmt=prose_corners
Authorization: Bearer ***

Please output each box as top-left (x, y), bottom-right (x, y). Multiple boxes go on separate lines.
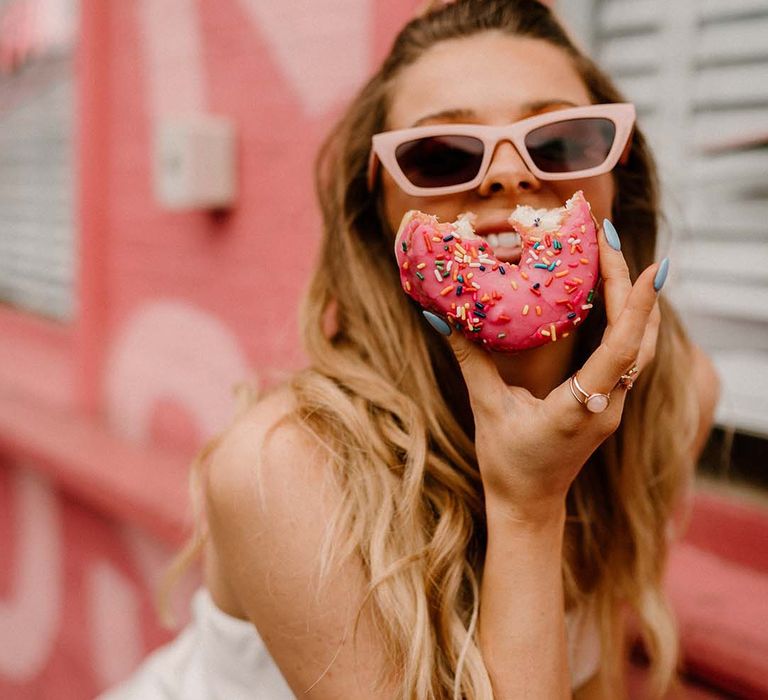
top-left (568, 373), bottom-right (611, 413)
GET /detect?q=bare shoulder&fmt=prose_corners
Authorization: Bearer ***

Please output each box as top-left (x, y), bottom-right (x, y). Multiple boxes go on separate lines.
top-left (689, 343), bottom-right (720, 460)
top-left (205, 383), bottom-right (331, 519)
top-left (203, 383), bottom-right (394, 698)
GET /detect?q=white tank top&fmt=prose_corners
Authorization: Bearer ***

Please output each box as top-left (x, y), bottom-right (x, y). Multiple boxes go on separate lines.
top-left (98, 587), bottom-right (601, 699)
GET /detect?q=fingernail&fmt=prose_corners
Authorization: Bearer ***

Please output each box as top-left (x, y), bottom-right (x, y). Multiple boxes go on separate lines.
top-left (653, 257), bottom-right (670, 291)
top-left (603, 218), bottom-right (621, 251)
top-left (422, 310), bottom-right (452, 336)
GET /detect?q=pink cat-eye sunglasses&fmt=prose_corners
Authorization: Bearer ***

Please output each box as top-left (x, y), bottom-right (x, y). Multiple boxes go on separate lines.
top-left (368, 102), bottom-right (636, 197)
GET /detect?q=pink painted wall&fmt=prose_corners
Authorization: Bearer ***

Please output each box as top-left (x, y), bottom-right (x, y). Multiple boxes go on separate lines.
top-left (0, 0), bottom-right (424, 697)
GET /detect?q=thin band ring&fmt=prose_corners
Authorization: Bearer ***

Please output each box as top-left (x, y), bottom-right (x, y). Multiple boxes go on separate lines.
top-left (569, 373), bottom-right (611, 413)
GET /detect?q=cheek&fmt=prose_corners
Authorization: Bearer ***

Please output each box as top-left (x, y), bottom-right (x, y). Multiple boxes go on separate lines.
top-left (551, 175), bottom-right (615, 223)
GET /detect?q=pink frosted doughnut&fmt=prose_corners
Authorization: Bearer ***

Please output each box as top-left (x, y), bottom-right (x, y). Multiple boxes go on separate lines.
top-left (394, 191), bottom-right (599, 352)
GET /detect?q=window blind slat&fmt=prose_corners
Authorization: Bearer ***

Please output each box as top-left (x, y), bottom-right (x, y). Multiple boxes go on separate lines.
top-left (693, 64), bottom-right (768, 106)
top-left (598, 0), bottom-right (660, 33)
top-left (696, 16), bottom-right (768, 65)
top-left (699, 0), bottom-right (768, 23)
top-left (692, 108), bottom-right (768, 151)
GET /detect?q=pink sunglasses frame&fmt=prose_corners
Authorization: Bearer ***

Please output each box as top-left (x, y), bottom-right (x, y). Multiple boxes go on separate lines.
top-left (367, 102), bottom-right (636, 197)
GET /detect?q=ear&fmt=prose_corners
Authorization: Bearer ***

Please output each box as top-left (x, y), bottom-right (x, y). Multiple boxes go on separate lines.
top-left (618, 127), bottom-right (635, 165)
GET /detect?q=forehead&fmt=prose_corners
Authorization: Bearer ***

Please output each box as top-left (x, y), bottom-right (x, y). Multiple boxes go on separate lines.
top-left (387, 31), bottom-right (592, 128)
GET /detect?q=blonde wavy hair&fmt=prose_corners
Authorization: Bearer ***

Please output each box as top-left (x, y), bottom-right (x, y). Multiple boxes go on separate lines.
top-left (161, 1), bottom-right (700, 697)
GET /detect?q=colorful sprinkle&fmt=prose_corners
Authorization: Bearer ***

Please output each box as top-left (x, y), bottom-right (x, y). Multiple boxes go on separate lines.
top-left (416, 262), bottom-right (426, 269)
top-left (535, 305), bottom-right (542, 316)
top-left (440, 285), bottom-right (455, 296)
top-left (522, 304), bottom-right (530, 315)
top-left (443, 234), bottom-right (454, 242)
top-left (416, 272), bottom-right (425, 281)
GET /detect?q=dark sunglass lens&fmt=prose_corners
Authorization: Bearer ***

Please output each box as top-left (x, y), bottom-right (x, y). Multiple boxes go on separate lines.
top-left (524, 118), bottom-right (616, 173)
top-left (395, 135), bottom-right (484, 188)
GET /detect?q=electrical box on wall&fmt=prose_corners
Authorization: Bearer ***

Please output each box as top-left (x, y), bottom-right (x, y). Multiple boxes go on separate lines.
top-left (153, 115), bottom-right (237, 210)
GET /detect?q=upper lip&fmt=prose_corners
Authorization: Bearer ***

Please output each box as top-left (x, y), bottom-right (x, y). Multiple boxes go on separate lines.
top-left (473, 217), bottom-right (521, 238)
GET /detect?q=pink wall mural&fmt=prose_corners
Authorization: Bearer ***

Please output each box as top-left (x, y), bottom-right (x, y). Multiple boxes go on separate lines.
top-left (0, 0), bottom-right (426, 697)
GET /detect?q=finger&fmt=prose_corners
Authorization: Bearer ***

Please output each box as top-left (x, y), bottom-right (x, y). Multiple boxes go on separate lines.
top-left (598, 218), bottom-right (632, 326)
top-left (636, 299), bottom-right (661, 371)
top-left (576, 261), bottom-right (662, 394)
top-left (421, 310), bottom-right (500, 410)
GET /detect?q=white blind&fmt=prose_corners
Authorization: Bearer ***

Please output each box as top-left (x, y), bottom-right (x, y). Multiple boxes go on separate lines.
top-left (579, 0), bottom-right (768, 436)
top-left (0, 2), bottom-right (76, 322)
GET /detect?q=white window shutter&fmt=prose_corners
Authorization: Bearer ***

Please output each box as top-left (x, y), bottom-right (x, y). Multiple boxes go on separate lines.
top-left (0, 11), bottom-right (76, 322)
top-left (559, 0), bottom-right (768, 436)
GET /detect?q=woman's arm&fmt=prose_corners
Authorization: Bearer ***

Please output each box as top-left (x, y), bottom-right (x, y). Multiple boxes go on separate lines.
top-left (480, 502), bottom-right (571, 697)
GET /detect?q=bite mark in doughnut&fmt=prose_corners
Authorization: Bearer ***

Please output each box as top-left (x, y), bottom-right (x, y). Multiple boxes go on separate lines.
top-left (394, 191), bottom-right (599, 352)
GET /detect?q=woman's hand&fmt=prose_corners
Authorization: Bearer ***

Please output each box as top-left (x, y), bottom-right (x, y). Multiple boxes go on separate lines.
top-left (434, 220), bottom-right (666, 522)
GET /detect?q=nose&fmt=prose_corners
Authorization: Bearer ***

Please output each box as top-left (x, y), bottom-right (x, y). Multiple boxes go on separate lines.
top-left (477, 140), bottom-right (541, 197)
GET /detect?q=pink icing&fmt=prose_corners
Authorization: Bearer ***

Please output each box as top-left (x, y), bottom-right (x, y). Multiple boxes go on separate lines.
top-left (394, 190), bottom-right (599, 352)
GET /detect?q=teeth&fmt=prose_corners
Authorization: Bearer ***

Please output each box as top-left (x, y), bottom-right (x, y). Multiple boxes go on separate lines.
top-left (498, 232), bottom-right (521, 247)
top-left (486, 233), bottom-right (499, 248)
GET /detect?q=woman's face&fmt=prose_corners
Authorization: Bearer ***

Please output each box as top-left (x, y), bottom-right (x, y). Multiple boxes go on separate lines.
top-left (383, 31), bottom-right (615, 235)
top-left (382, 32), bottom-right (617, 394)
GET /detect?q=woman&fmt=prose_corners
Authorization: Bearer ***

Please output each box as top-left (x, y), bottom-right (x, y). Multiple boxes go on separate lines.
top-left (103, 1), bottom-right (719, 698)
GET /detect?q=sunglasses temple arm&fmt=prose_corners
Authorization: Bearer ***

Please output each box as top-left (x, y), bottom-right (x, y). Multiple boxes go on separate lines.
top-left (619, 124), bottom-right (635, 165)
top-left (366, 151), bottom-right (379, 192)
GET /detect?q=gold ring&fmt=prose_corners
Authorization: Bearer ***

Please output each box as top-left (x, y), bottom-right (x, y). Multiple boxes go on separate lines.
top-left (568, 373), bottom-right (611, 413)
top-left (617, 364), bottom-right (639, 391)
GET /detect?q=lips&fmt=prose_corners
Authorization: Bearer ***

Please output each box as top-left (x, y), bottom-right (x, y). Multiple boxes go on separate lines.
top-left (462, 215), bottom-right (523, 263)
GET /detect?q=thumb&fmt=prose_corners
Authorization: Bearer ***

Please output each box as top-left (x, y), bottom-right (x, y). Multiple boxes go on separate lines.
top-left (422, 310), bottom-right (500, 403)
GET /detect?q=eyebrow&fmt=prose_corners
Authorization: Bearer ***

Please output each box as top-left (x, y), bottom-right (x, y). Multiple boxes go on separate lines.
top-left (410, 99), bottom-right (581, 127)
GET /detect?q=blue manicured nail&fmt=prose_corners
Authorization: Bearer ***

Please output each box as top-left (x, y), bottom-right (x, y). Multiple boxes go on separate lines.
top-left (603, 218), bottom-right (621, 251)
top-left (422, 310), bottom-right (451, 336)
top-left (653, 257), bottom-right (670, 291)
